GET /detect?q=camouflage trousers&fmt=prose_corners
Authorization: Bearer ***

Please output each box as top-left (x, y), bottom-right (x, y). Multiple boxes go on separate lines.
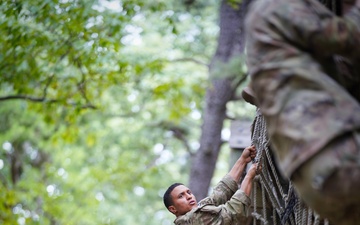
top-left (251, 61), bottom-right (360, 225)
top-left (292, 131), bottom-right (360, 225)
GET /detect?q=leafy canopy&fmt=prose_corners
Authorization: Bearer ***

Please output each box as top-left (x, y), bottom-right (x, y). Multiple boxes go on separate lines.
top-left (0, 0), bottom-right (221, 224)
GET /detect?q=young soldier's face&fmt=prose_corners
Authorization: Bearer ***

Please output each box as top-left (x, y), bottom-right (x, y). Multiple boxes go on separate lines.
top-left (168, 185), bottom-right (198, 217)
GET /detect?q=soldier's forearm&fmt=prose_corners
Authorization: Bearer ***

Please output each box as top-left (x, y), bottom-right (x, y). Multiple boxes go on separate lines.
top-left (227, 158), bottom-right (247, 183)
top-left (240, 174), bottom-right (254, 197)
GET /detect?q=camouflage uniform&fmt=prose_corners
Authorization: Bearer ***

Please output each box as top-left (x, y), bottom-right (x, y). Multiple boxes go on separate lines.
top-left (245, 0), bottom-right (360, 224)
top-left (174, 175), bottom-right (250, 225)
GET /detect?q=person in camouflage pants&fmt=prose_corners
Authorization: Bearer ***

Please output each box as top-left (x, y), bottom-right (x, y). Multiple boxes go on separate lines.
top-left (244, 0), bottom-right (360, 224)
top-left (163, 146), bottom-right (259, 225)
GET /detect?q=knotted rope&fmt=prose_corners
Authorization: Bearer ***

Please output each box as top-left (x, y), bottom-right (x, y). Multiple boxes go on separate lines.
top-left (249, 109), bottom-right (329, 225)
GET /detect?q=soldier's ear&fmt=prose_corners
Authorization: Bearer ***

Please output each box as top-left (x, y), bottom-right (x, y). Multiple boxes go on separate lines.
top-left (168, 205), bottom-right (177, 214)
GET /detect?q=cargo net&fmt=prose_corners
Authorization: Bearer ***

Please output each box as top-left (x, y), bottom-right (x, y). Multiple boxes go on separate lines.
top-left (249, 109), bottom-right (330, 225)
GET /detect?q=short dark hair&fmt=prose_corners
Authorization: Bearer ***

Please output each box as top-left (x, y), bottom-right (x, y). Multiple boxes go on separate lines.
top-left (163, 183), bottom-right (183, 209)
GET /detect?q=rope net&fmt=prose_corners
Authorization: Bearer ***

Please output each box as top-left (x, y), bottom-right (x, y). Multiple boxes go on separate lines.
top-left (249, 109), bottom-right (329, 225)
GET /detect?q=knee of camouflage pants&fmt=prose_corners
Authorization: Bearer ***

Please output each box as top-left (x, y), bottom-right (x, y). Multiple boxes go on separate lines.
top-left (291, 130), bottom-right (360, 225)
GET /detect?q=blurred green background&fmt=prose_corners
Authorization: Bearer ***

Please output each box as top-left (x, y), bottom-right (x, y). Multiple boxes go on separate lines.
top-left (0, 0), bottom-right (255, 224)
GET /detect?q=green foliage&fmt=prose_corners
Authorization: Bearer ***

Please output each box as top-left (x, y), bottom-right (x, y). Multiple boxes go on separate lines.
top-left (0, 0), bottom-right (249, 224)
top-left (210, 54), bottom-right (247, 80)
top-left (1, 0), bottom-right (140, 119)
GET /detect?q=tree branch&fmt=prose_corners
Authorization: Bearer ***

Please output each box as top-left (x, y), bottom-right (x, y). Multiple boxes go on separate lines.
top-left (170, 126), bottom-right (194, 156)
top-left (0, 95), bottom-right (53, 102)
top-left (171, 57), bottom-right (209, 68)
top-left (0, 95), bottom-right (97, 109)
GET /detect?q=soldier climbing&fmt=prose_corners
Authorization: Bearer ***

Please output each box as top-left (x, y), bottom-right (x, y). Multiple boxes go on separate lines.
top-left (244, 0), bottom-right (360, 224)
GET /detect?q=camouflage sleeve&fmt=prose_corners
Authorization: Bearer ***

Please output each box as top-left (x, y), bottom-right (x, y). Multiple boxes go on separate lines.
top-left (195, 190), bottom-right (251, 224)
top-left (272, 1), bottom-right (360, 59)
top-left (220, 189), bottom-right (251, 224)
top-left (199, 174), bottom-right (238, 206)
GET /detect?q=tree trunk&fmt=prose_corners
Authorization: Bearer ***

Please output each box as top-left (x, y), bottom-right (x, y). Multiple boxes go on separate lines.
top-left (189, 0), bottom-right (251, 200)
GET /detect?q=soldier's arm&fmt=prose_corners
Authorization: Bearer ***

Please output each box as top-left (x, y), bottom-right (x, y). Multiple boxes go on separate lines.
top-left (227, 145), bottom-right (256, 182)
top-left (195, 164), bottom-right (260, 224)
top-left (204, 146), bottom-right (256, 206)
top-left (200, 175), bottom-right (239, 207)
top-left (218, 164), bottom-right (259, 223)
top-left (240, 163), bottom-right (258, 197)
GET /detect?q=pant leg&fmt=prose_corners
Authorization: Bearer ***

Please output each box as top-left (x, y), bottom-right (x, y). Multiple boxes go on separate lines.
top-left (251, 66), bottom-right (360, 177)
top-left (292, 131), bottom-right (360, 225)
top-left (251, 58), bottom-right (360, 224)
